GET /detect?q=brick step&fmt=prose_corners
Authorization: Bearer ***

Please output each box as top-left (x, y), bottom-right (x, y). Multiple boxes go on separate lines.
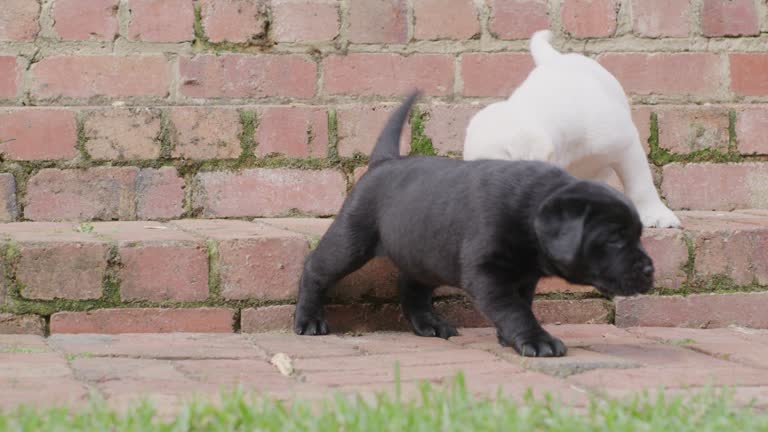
top-left (0, 211), bottom-right (767, 335)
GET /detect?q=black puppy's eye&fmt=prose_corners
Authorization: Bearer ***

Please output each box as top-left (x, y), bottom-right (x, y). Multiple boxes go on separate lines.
top-left (606, 237), bottom-right (624, 249)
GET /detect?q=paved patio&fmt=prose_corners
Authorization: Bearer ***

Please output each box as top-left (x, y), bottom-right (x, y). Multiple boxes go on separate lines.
top-left (2, 325), bottom-right (767, 415)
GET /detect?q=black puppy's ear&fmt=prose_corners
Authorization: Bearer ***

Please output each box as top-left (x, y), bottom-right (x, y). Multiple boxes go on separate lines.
top-left (534, 193), bottom-right (588, 268)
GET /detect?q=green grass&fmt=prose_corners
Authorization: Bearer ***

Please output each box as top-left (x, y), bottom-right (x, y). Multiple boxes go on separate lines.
top-left (0, 374), bottom-right (766, 431)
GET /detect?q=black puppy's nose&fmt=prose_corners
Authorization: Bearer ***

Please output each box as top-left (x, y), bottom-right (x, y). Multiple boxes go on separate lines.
top-left (642, 264), bottom-right (654, 277)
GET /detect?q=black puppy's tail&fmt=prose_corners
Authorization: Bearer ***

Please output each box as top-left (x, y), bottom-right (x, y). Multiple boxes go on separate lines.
top-left (368, 90), bottom-right (421, 169)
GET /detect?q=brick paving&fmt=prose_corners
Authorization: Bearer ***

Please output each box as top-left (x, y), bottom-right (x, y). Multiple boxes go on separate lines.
top-left (1, 325), bottom-right (767, 415)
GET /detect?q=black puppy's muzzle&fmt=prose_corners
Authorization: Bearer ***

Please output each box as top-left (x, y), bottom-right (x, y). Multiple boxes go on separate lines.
top-left (626, 255), bottom-right (654, 294)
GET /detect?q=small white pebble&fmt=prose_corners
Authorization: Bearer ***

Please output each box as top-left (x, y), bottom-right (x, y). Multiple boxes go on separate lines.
top-left (271, 352), bottom-right (294, 376)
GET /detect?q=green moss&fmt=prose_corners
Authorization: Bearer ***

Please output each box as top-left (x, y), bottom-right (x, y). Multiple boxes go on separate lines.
top-left (327, 110), bottom-right (339, 160)
top-left (206, 239), bottom-right (221, 300)
top-left (192, 3), bottom-right (208, 49)
top-left (238, 110), bottom-right (258, 164)
top-left (308, 235), bottom-right (321, 250)
top-left (409, 107), bottom-right (437, 157)
top-left (728, 109), bottom-right (738, 152)
top-left (665, 338), bottom-right (696, 346)
top-left (102, 244), bottom-right (121, 304)
top-left (75, 116), bottom-right (93, 163)
top-left (648, 111), bottom-right (745, 165)
top-left (158, 111), bottom-right (173, 160)
top-left (75, 223), bottom-right (94, 233)
top-left (192, 2), bottom-right (273, 53)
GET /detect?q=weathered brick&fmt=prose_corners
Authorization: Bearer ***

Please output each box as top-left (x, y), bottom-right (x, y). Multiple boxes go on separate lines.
top-left (461, 53), bottom-right (534, 97)
top-left (336, 104), bottom-right (411, 156)
top-left (92, 222), bottom-right (208, 302)
top-left (661, 163), bottom-right (768, 210)
top-left (536, 277), bottom-right (594, 294)
top-left (0, 314), bottom-right (45, 335)
top-left (0, 109), bottom-right (77, 160)
top-left (656, 106), bottom-right (730, 154)
top-left (0, 0), bottom-right (39, 41)
top-left (180, 54), bottom-right (316, 98)
top-left (424, 103), bottom-right (481, 154)
top-left (170, 107), bottom-right (242, 159)
top-left (172, 220), bottom-right (308, 301)
top-left (0, 57), bottom-right (18, 98)
top-left (632, 105), bottom-right (653, 154)
top-left (136, 167), bottom-right (185, 220)
top-left (30, 56), bottom-right (170, 99)
top-left (631, 0), bottom-right (691, 37)
top-left (323, 54), bottom-right (453, 97)
top-left (255, 106), bottom-right (329, 157)
top-left (533, 299), bottom-right (613, 324)
top-left (736, 105), bottom-right (768, 155)
top-left (127, 0), bottom-right (194, 42)
top-left (83, 108), bottom-right (162, 160)
top-left (240, 305), bottom-right (294, 332)
top-left (272, 0), bottom-right (339, 43)
top-left (642, 228), bottom-right (688, 289)
top-left (599, 53), bottom-right (721, 97)
top-left (488, 0), bottom-right (548, 40)
top-left (199, 0), bottom-right (268, 43)
top-left (682, 214), bottom-right (768, 285)
top-left (0, 174), bottom-right (17, 222)
top-left (193, 169), bottom-right (346, 217)
top-left (701, 0), bottom-right (759, 37)
top-left (731, 54), bottom-right (768, 96)
top-left (616, 292), bottom-right (768, 328)
top-left (50, 308), bottom-right (235, 334)
top-left (25, 167), bottom-right (139, 221)
top-left (561, 0), bottom-right (618, 38)
top-left (347, 0), bottom-right (406, 43)
top-left (0, 224), bottom-right (110, 300)
top-left (414, 0), bottom-right (479, 40)
top-left (53, 0), bottom-right (119, 41)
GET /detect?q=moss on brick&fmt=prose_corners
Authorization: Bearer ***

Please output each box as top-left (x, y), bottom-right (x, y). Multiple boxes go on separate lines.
top-left (75, 115), bottom-right (93, 164)
top-left (409, 107), bottom-right (437, 157)
top-left (648, 111), bottom-right (745, 165)
top-left (192, 2), bottom-right (273, 53)
top-left (327, 110), bottom-right (339, 160)
top-left (158, 110), bottom-right (173, 160)
top-left (206, 239), bottom-right (222, 300)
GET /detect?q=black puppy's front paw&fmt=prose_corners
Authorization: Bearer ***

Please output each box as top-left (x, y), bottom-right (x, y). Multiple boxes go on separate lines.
top-left (293, 313), bottom-right (329, 336)
top-left (409, 312), bottom-right (459, 339)
top-left (500, 330), bottom-right (567, 357)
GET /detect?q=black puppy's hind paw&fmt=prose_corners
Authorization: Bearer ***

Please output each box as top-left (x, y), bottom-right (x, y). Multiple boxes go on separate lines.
top-left (502, 331), bottom-right (567, 357)
top-left (410, 313), bottom-right (459, 339)
top-left (294, 316), bottom-right (329, 336)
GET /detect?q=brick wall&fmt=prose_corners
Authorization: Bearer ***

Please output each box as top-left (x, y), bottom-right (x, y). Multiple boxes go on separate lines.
top-left (2, 0), bottom-right (768, 334)
top-left (0, 0), bottom-right (766, 222)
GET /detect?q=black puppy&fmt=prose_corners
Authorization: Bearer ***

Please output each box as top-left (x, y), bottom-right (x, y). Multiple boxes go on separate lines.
top-left (294, 91), bottom-right (654, 357)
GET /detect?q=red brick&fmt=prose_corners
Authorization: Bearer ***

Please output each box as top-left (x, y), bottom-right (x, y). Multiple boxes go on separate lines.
top-left (656, 106), bottom-right (730, 154)
top-left (180, 54), bottom-right (316, 98)
top-left (0, 314), bottom-right (45, 335)
top-left (347, 0), bottom-right (406, 43)
top-left (196, 169), bottom-right (344, 218)
top-left (170, 107), bottom-right (242, 159)
top-left (323, 54), bottom-right (453, 97)
top-left (199, 0), bottom-right (267, 43)
top-left (336, 104), bottom-right (412, 156)
top-left (0, 57), bottom-right (18, 98)
top-left (561, 0), bottom-right (618, 38)
top-left (533, 299), bottom-right (612, 324)
top-left (0, 174), bottom-right (17, 222)
top-left (255, 106), bottom-right (329, 157)
top-left (0, 0), bottom-right (39, 41)
top-left (702, 0), bottom-right (759, 37)
top-left (9, 231), bottom-right (109, 300)
top-left (25, 167), bottom-right (139, 221)
top-left (599, 53), bottom-right (721, 97)
top-left (240, 305), bottom-right (294, 332)
top-left (661, 163), bottom-right (768, 210)
top-left (631, 0), bottom-right (691, 37)
top-left (488, 0), bottom-right (548, 40)
top-left (632, 105), bottom-right (652, 154)
top-left (423, 103), bottom-right (481, 154)
top-left (642, 228), bottom-right (688, 289)
top-left (616, 292), bottom-right (768, 328)
top-left (354, 167), bottom-right (367, 183)
top-left (30, 56), bottom-right (170, 99)
top-left (50, 333), bottom-right (264, 358)
top-left (172, 220), bottom-right (308, 300)
top-left (53, 0), bottom-right (118, 41)
top-left (414, 0), bottom-right (479, 40)
top-left (461, 53), bottom-right (534, 97)
top-left (736, 105), bottom-right (768, 155)
top-left (0, 109), bottom-right (77, 160)
top-left (136, 167), bottom-right (185, 220)
top-left (50, 308), bottom-right (235, 334)
top-left (127, 0), bottom-right (194, 42)
top-left (536, 277), bottom-right (594, 294)
top-left (731, 54), bottom-right (768, 96)
top-left (83, 108), bottom-right (162, 160)
top-left (92, 222), bottom-right (208, 302)
top-left (272, 0), bottom-right (339, 43)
